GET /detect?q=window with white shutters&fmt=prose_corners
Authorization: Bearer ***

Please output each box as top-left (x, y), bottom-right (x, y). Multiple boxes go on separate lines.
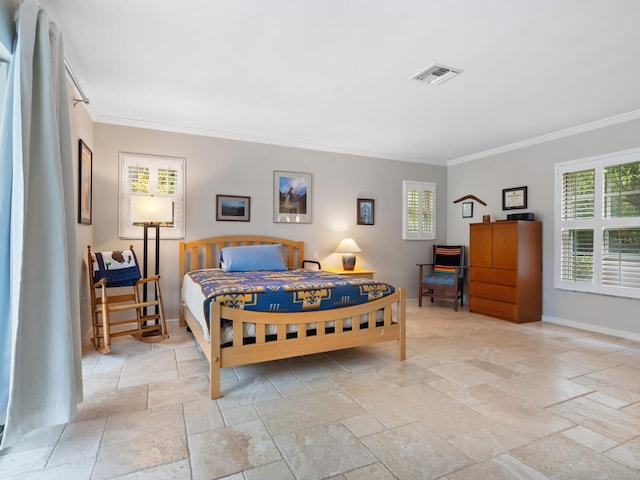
top-left (403, 180), bottom-right (436, 240)
top-left (555, 148), bottom-right (640, 298)
top-left (119, 152), bottom-right (185, 239)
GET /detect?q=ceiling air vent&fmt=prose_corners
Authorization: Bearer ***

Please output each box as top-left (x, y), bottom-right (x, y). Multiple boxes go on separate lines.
top-left (411, 63), bottom-right (462, 86)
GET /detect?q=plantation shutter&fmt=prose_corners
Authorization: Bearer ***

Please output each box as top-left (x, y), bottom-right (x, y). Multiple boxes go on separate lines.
top-left (561, 169), bottom-right (595, 220)
top-left (602, 229), bottom-right (640, 288)
top-left (560, 169), bottom-right (595, 283)
top-left (119, 153), bottom-right (185, 239)
top-left (556, 150), bottom-right (640, 298)
top-left (601, 160), bottom-right (640, 288)
top-left (403, 180), bottom-right (436, 240)
top-left (560, 229), bottom-right (594, 283)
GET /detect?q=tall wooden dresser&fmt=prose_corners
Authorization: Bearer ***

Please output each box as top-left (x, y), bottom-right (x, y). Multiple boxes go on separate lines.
top-left (469, 220), bottom-right (542, 323)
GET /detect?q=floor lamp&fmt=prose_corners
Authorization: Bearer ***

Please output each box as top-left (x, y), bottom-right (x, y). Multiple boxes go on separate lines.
top-left (131, 195), bottom-right (173, 317)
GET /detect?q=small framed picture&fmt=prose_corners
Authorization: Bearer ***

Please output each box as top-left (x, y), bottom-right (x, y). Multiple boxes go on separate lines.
top-left (274, 171), bottom-right (312, 223)
top-left (462, 201), bottom-right (473, 218)
top-left (357, 198), bottom-right (375, 225)
top-left (502, 186), bottom-right (528, 210)
top-left (78, 139), bottom-right (92, 225)
top-left (216, 194), bottom-right (250, 222)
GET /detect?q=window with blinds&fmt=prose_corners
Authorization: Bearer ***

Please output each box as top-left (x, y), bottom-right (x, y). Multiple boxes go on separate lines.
top-left (602, 228), bottom-right (640, 288)
top-left (561, 169), bottom-right (594, 220)
top-left (403, 180), bottom-right (436, 240)
top-left (119, 152), bottom-right (185, 239)
top-left (555, 149), bottom-right (640, 298)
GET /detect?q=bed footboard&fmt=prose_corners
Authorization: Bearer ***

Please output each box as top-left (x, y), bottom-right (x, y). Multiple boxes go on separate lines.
top-left (205, 288), bottom-right (405, 399)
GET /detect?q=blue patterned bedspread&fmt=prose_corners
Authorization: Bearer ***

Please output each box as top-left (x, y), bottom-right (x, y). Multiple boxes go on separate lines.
top-left (188, 268), bottom-right (395, 315)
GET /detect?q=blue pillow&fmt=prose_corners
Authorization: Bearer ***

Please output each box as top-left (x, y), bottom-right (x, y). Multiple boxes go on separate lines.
top-left (220, 244), bottom-right (287, 272)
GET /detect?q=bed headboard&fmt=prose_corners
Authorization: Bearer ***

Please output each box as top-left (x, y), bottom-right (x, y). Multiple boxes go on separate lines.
top-left (178, 235), bottom-right (305, 278)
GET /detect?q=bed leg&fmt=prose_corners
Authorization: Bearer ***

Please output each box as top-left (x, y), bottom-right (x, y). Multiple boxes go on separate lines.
top-left (210, 301), bottom-right (222, 399)
top-left (210, 356), bottom-right (221, 399)
top-left (397, 288), bottom-right (406, 361)
top-left (179, 304), bottom-right (186, 328)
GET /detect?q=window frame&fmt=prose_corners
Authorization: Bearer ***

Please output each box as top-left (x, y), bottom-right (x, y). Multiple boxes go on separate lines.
top-left (555, 147), bottom-right (640, 299)
top-left (402, 180), bottom-right (436, 240)
top-left (118, 152), bottom-right (185, 240)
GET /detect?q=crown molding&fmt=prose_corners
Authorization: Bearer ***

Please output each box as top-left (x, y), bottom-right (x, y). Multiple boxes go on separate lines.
top-left (95, 114), bottom-right (448, 166)
top-left (448, 109), bottom-right (640, 166)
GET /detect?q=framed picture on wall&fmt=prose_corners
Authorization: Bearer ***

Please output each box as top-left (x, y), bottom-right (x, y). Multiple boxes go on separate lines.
top-left (78, 139), bottom-right (92, 225)
top-left (357, 198), bottom-right (375, 225)
top-left (216, 194), bottom-right (250, 222)
top-left (273, 171), bottom-right (312, 223)
top-left (502, 186), bottom-right (528, 210)
top-left (462, 201), bottom-right (473, 218)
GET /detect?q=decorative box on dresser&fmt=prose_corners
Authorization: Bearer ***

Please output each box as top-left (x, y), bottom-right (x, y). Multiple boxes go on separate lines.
top-left (469, 220), bottom-right (542, 323)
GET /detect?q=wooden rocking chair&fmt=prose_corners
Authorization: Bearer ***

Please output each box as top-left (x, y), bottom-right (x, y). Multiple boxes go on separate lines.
top-left (87, 246), bottom-right (168, 354)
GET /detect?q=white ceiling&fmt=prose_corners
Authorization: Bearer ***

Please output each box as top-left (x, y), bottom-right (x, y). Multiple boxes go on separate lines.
top-left (36, 0), bottom-right (640, 165)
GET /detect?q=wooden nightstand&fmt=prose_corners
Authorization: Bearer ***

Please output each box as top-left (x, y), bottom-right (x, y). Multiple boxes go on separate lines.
top-left (323, 268), bottom-right (375, 279)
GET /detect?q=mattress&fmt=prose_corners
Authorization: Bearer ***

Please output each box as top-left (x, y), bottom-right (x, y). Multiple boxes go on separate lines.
top-left (181, 268), bottom-right (395, 344)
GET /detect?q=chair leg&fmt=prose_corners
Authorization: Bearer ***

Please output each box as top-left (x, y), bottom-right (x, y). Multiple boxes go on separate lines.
top-left (99, 288), bottom-right (112, 354)
top-left (95, 311), bottom-right (111, 354)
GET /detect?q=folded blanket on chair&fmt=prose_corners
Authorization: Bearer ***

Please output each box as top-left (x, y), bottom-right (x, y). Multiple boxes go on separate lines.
top-left (92, 249), bottom-right (141, 287)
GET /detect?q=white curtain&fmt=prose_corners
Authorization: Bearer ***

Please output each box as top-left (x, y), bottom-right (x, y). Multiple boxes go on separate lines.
top-left (0, 0), bottom-right (82, 449)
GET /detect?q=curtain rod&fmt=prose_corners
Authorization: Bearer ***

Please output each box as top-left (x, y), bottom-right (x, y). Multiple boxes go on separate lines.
top-left (64, 57), bottom-right (90, 106)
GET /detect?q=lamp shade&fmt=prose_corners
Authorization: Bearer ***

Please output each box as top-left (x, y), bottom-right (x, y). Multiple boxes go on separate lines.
top-left (335, 237), bottom-right (361, 271)
top-left (334, 237), bottom-right (362, 253)
top-left (131, 196), bottom-right (173, 224)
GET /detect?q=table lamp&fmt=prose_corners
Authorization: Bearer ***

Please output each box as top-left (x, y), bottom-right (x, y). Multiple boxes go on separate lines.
top-left (335, 237), bottom-right (362, 271)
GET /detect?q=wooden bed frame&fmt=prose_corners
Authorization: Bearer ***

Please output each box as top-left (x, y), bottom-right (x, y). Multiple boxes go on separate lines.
top-left (179, 235), bottom-right (406, 399)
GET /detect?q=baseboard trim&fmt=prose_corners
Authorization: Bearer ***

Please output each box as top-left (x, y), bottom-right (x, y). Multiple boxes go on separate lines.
top-left (543, 315), bottom-right (640, 342)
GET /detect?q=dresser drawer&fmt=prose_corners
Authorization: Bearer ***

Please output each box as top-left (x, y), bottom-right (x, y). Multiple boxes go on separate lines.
top-left (470, 282), bottom-right (517, 304)
top-left (470, 297), bottom-right (517, 322)
top-left (470, 267), bottom-right (516, 286)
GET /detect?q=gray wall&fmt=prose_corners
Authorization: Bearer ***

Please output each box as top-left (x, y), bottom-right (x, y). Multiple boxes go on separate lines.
top-left (69, 91), bottom-right (94, 341)
top-left (447, 118), bottom-right (640, 339)
top-left (92, 123), bottom-right (447, 321)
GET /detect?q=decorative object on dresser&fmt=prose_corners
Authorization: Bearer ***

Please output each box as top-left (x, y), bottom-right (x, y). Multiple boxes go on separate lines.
top-left (506, 212), bottom-right (535, 221)
top-left (469, 220), bottom-right (542, 323)
top-left (417, 245), bottom-right (466, 311)
top-left (334, 237), bottom-right (362, 270)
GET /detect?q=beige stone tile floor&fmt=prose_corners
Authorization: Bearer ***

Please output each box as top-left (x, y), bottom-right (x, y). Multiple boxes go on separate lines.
top-left (1, 300), bottom-right (640, 479)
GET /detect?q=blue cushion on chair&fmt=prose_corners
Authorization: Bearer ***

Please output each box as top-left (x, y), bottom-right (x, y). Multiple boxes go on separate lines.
top-left (93, 249), bottom-right (141, 287)
top-left (422, 273), bottom-right (457, 286)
